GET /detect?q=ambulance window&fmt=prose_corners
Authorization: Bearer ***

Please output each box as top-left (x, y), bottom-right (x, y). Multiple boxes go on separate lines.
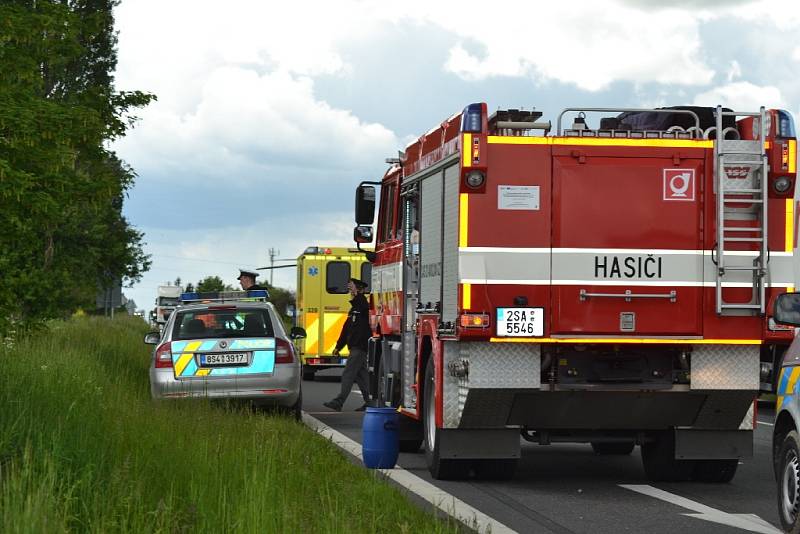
top-left (360, 263), bottom-right (372, 292)
top-left (326, 261), bottom-right (350, 294)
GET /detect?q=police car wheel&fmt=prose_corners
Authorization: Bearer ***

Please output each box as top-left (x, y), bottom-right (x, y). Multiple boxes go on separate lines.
top-left (777, 431), bottom-right (800, 532)
top-left (422, 358), bottom-right (469, 480)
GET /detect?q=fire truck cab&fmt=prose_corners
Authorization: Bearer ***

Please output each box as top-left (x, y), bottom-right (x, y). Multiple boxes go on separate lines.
top-left (355, 103), bottom-right (797, 481)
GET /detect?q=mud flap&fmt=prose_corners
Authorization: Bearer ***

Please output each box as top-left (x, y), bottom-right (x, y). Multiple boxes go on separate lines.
top-left (674, 429), bottom-right (753, 460)
top-left (436, 428), bottom-right (520, 460)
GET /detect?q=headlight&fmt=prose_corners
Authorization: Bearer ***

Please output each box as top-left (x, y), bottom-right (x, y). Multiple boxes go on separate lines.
top-left (773, 176), bottom-right (792, 193)
top-left (465, 170), bottom-right (485, 188)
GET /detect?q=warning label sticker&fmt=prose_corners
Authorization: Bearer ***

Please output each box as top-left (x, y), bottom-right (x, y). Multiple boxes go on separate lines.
top-left (498, 185), bottom-right (540, 210)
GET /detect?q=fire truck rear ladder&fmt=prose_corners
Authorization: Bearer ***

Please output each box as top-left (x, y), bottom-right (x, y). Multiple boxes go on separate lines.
top-left (714, 106), bottom-right (769, 315)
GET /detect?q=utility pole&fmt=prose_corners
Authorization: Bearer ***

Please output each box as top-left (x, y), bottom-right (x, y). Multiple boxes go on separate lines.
top-left (268, 248), bottom-right (279, 286)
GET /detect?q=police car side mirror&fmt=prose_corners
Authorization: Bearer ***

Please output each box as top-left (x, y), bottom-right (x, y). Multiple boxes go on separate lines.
top-left (290, 326), bottom-right (307, 340)
top-left (354, 225), bottom-right (373, 244)
top-left (773, 293), bottom-right (800, 327)
top-left (355, 185), bottom-right (376, 225)
top-left (143, 331), bottom-right (161, 344)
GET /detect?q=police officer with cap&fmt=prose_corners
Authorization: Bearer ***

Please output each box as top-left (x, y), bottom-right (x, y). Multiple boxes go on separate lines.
top-left (324, 277), bottom-right (372, 411)
top-left (238, 268), bottom-right (268, 291)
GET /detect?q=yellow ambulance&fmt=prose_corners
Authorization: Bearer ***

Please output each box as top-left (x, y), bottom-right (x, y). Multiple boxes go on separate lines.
top-left (295, 246), bottom-right (372, 380)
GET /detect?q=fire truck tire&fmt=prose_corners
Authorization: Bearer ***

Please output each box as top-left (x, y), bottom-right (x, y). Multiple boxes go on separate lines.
top-left (692, 459), bottom-right (738, 483)
top-left (591, 442), bottom-right (635, 455)
top-left (641, 431), bottom-right (694, 482)
top-left (474, 459), bottom-right (517, 480)
top-left (399, 439), bottom-right (423, 453)
top-left (302, 367), bottom-right (315, 381)
top-left (423, 358), bottom-right (470, 480)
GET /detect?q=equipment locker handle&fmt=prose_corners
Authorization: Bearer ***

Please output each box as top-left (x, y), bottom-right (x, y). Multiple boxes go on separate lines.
top-left (579, 289), bottom-right (677, 303)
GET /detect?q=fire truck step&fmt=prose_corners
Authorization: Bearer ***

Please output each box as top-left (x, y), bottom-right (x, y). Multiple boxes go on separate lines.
top-left (722, 198), bottom-right (764, 203)
top-left (722, 227), bottom-right (761, 232)
top-left (723, 237), bottom-right (763, 242)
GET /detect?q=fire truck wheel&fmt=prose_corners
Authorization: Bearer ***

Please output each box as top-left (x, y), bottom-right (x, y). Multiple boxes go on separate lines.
top-left (474, 459), bottom-right (517, 480)
top-left (302, 367), bottom-right (315, 381)
top-left (641, 431), bottom-right (694, 482)
top-left (692, 459), bottom-right (738, 483)
top-left (423, 358), bottom-right (470, 480)
top-left (591, 442), bottom-right (635, 455)
top-left (777, 431), bottom-right (800, 532)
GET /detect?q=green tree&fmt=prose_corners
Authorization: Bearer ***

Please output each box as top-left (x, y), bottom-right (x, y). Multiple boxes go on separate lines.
top-left (0, 0), bottom-right (154, 334)
top-left (196, 276), bottom-right (231, 293)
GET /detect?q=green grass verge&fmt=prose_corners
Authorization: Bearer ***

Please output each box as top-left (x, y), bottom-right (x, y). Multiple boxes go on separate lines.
top-left (0, 316), bottom-right (458, 533)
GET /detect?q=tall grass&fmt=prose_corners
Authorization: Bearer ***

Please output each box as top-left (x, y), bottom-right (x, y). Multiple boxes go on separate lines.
top-left (0, 316), bottom-right (456, 533)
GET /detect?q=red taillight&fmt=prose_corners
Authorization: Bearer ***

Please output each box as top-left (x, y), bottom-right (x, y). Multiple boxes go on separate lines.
top-left (154, 342), bottom-right (173, 368)
top-left (275, 338), bottom-right (295, 364)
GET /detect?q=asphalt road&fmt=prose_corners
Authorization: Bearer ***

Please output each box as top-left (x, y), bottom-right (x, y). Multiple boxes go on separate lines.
top-left (304, 368), bottom-right (782, 534)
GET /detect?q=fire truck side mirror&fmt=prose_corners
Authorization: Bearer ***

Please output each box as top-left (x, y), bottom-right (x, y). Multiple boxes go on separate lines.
top-left (354, 225), bottom-right (373, 244)
top-left (355, 185), bottom-right (376, 225)
top-left (773, 293), bottom-right (800, 327)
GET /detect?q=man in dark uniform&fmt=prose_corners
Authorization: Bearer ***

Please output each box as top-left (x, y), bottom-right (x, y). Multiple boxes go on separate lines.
top-left (323, 278), bottom-right (372, 412)
top-left (237, 268), bottom-right (269, 291)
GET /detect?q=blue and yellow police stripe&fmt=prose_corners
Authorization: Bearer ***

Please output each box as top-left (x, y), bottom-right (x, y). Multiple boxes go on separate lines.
top-left (171, 338), bottom-right (275, 377)
top-left (776, 365), bottom-right (800, 412)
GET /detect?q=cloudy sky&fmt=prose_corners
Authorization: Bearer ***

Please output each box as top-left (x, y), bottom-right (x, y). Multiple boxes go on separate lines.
top-left (113, 0), bottom-right (800, 311)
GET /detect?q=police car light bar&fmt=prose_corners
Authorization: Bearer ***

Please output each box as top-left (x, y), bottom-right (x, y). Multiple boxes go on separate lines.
top-left (180, 289), bottom-right (269, 303)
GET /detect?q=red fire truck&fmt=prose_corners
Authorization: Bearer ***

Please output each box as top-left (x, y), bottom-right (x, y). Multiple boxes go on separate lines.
top-left (353, 103), bottom-right (797, 481)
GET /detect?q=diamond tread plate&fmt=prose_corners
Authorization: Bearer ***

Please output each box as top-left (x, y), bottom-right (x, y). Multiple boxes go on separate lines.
top-left (691, 345), bottom-right (759, 390)
top-left (461, 342), bottom-right (540, 389)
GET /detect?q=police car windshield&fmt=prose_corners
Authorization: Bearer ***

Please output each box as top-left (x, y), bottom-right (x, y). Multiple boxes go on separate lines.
top-left (172, 308), bottom-right (274, 340)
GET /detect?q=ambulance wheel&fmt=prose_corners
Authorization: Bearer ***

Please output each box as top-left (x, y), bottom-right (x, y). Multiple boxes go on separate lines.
top-left (777, 431), bottom-right (800, 532)
top-left (591, 442), bottom-right (635, 455)
top-left (423, 358), bottom-right (470, 480)
top-left (692, 459), bottom-right (738, 483)
top-left (641, 431), bottom-right (694, 482)
top-left (302, 367), bottom-right (315, 381)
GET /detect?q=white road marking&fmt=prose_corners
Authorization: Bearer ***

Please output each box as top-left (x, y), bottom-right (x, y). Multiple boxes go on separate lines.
top-left (757, 420), bottom-right (774, 426)
top-left (302, 412), bottom-right (517, 534)
top-left (620, 484), bottom-right (780, 533)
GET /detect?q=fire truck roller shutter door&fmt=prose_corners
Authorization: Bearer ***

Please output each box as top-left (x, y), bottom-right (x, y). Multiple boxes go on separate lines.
top-left (420, 171), bottom-right (443, 309)
top-left (442, 164), bottom-right (460, 324)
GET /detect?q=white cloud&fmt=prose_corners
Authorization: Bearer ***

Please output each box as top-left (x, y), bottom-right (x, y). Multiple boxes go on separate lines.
top-left (127, 211), bottom-right (355, 311)
top-left (726, 60), bottom-right (742, 82)
top-left (693, 81), bottom-right (786, 110)
top-left (793, 46), bottom-right (800, 61)
top-left (386, 1), bottom-right (715, 91)
top-left (115, 67), bottom-right (398, 187)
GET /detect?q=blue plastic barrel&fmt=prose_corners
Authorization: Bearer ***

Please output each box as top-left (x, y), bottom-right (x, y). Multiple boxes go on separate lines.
top-left (362, 407), bottom-right (399, 469)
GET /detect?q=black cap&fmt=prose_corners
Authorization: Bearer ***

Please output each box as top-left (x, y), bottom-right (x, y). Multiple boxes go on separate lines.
top-left (349, 277), bottom-right (368, 290)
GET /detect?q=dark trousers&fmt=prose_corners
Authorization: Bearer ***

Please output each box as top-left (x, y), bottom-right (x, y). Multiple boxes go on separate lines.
top-left (333, 347), bottom-right (370, 406)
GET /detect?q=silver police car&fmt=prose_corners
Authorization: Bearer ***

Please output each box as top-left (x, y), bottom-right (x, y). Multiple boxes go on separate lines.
top-left (144, 291), bottom-right (305, 419)
top-left (770, 292), bottom-right (800, 531)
